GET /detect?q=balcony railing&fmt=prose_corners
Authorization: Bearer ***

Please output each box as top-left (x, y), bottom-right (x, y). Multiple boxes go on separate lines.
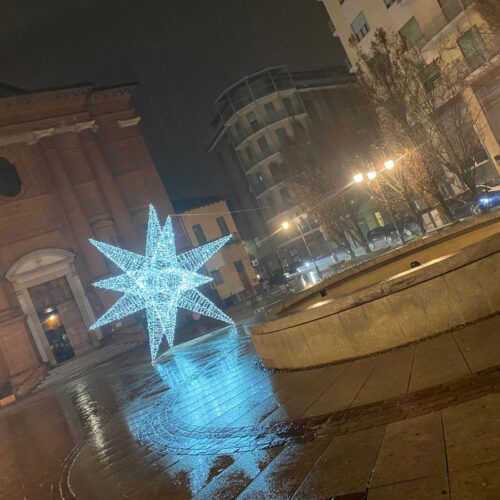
top-left (215, 69), bottom-right (296, 124)
top-left (230, 104), bottom-right (305, 147)
top-left (420, 0), bottom-right (465, 47)
top-left (242, 149), bottom-right (280, 172)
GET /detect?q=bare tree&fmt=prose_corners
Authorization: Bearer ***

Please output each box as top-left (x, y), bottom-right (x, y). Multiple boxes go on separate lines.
top-left (474, 0), bottom-right (500, 34)
top-left (354, 28), bottom-right (488, 220)
top-left (279, 117), bottom-right (374, 257)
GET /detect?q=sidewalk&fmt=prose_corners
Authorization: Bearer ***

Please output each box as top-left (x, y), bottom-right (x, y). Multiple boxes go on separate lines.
top-left (64, 314), bottom-right (500, 499)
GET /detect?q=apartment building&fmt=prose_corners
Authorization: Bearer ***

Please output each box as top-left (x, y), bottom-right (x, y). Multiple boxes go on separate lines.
top-left (208, 65), bottom-right (359, 273)
top-left (178, 200), bottom-right (257, 306)
top-left (320, 0), bottom-right (500, 181)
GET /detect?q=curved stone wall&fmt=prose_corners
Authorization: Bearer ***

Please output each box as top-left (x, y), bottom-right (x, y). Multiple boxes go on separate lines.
top-left (250, 231), bottom-right (500, 370)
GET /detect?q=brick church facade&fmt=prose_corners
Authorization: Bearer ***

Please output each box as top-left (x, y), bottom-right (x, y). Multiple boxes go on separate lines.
top-left (0, 84), bottom-right (173, 394)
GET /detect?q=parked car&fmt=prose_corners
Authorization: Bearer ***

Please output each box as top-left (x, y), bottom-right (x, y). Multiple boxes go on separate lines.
top-left (367, 224), bottom-right (401, 251)
top-left (268, 269), bottom-right (288, 287)
top-left (367, 221), bottom-right (422, 251)
top-left (473, 184), bottom-right (500, 213)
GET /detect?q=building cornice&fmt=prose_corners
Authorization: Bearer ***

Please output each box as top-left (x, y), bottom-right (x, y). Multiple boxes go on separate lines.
top-left (0, 86), bottom-right (92, 109)
top-left (0, 120), bottom-right (98, 146)
top-left (117, 116), bottom-right (141, 128)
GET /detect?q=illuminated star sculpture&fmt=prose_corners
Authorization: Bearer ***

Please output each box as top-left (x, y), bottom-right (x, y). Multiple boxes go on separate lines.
top-left (89, 205), bottom-right (234, 362)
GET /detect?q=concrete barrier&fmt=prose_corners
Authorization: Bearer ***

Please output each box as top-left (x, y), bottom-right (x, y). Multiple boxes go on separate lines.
top-left (249, 231), bottom-right (500, 370)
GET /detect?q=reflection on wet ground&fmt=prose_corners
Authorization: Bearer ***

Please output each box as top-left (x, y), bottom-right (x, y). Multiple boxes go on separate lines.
top-left (2, 317), bottom-right (500, 499)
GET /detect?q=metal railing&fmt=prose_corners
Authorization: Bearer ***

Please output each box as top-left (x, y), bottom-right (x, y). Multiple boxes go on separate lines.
top-left (242, 148), bottom-right (280, 172)
top-left (229, 104), bottom-right (305, 147)
top-left (420, 0), bottom-right (464, 47)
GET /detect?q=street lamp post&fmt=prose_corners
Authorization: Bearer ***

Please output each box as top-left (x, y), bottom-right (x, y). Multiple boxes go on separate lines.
top-left (282, 220), bottom-right (323, 280)
top-left (353, 165), bottom-right (406, 245)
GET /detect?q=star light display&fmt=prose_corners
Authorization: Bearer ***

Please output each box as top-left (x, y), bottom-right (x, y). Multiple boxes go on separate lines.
top-left (89, 205), bottom-right (234, 362)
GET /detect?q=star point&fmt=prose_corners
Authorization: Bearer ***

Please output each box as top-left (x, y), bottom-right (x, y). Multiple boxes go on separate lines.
top-left (90, 205), bottom-right (234, 362)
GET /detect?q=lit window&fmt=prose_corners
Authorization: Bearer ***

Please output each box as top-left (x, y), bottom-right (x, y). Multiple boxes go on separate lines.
top-left (375, 212), bottom-right (385, 226)
top-left (351, 12), bottom-right (370, 42)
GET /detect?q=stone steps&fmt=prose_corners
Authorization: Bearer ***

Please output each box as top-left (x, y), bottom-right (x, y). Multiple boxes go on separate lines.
top-left (34, 342), bottom-right (140, 392)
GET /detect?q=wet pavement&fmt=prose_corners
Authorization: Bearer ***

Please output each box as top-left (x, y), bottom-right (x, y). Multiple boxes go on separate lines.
top-left (2, 315), bottom-right (500, 499)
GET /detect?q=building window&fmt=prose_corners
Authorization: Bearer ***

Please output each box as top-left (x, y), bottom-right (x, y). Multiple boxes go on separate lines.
top-left (264, 101), bottom-right (279, 122)
top-left (282, 97), bottom-right (294, 115)
top-left (245, 145), bottom-right (255, 166)
top-left (233, 121), bottom-right (244, 142)
top-left (351, 11), bottom-right (370, 42)
top-left (192, 224), bottom-right (207, 245)
top-left (458, 27), bottom-right (487, 71)
top-left (211, 269), bottom-right (224, 285)
top-left (269, 162), bottom-right (280, 181)
top-left (258, 135), bottom-right (272, 156)
top-left (0, 158), bottom-right (22, 197)
top-left (266, 195), bottom-right (277, 218)
top-left (216, 216), bottom-right (230, 236)
top-left (384, 0), bottom-right (396, 7)
top-left (280, 187), bottom-right (292, 204)
top-left (424, 60), bottom-right (441, 91)
top-left (233, 260), bottom-right (245, 273)
top-left (256, 171), bottom-right (268, 188)
top-left (375, 211), bottom-right (385, 226)
top-left (246, 111), bottom-right (260, 133)
top-left (438, 0), bottom-right (463, 23)
top-left (399, 17), bottom-right (424, 49)
top-left (275, 127), bottom-right (288, 147)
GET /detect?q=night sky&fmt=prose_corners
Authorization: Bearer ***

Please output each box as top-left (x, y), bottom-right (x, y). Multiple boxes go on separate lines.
top-left (0, 0), bottom-right (344, 201)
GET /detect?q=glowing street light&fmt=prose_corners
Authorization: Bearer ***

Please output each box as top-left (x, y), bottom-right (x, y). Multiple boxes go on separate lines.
top-left (352, 166), bottom-right (405, 246)
top-left (281, 221), bottom-right (290, 230)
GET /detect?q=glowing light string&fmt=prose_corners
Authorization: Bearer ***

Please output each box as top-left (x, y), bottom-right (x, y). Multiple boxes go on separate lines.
top-left (89, 205), bottom-right (234, 362)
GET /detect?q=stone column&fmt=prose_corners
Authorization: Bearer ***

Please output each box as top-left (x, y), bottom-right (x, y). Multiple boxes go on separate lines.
top-left (37, 132), bottom-right (108, 279)
top-left (79, 128), bottom-right (139, 250)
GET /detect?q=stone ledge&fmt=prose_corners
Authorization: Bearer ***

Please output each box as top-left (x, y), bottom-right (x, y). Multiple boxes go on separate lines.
top-left (268, 211), bottom-right (500, 317)
top-left (249, 232), bottom-right (500, 369)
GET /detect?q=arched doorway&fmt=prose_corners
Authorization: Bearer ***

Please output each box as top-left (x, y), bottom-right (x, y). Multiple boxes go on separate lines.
top-left (6, 249), bottom-right (102, 366)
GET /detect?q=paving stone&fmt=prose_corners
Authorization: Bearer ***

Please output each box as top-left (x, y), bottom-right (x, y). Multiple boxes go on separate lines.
top-left (408, 334), bottom-right (471, 392)
top-left (449, 459), bottom-right (500, 500)
top-left (368, 474), bottom-right (449, 499)
top-left (443, 392), bottom-right (500, 471)
top-left (237, 440), bottom-right (330, 499)
top-left (302, 356), bottom-right (379, 417)
top-left (292, 427), bottom-right (385, 498)
top-left (193, 447), bottom-right (282, 499)
top-left (352, 345), bottom-right (415, 406)
top-left (371, 412), bottom-right (446, 488)
top-left (453, 316), bottom-right (500, 373)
